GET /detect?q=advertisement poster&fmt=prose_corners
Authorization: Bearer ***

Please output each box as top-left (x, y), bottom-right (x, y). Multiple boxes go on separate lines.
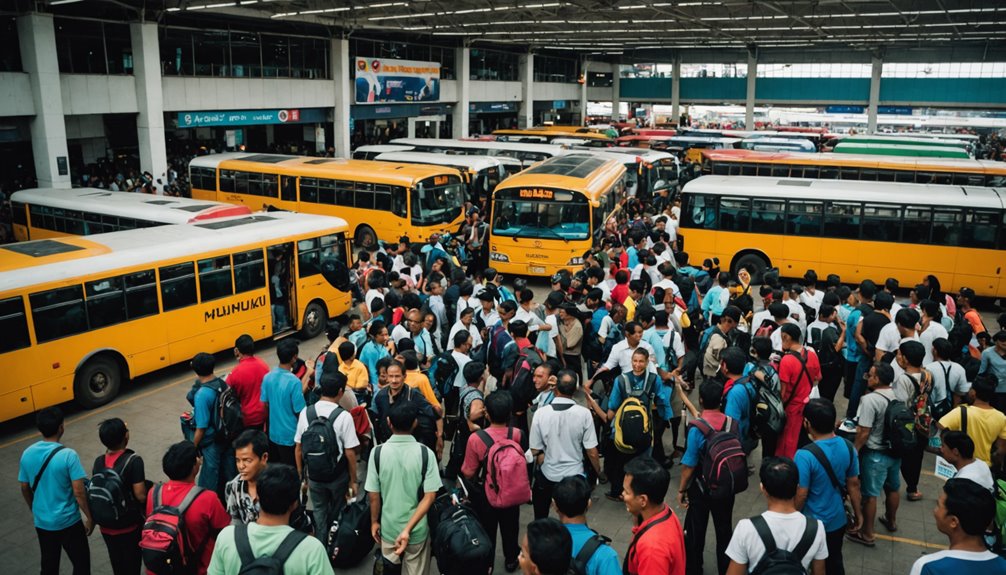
top-left (355, 57), bottom-right (440, 104)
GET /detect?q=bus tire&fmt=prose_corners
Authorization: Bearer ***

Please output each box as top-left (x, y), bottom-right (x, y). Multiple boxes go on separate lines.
top-left (74, 355), bottom-right (123, 409)
top-left (301, 301), bottom-right (327, 339)
top-left (732, 253), bottom-right (769, 284)
top-left (354, 225), bottom-right (377, 249)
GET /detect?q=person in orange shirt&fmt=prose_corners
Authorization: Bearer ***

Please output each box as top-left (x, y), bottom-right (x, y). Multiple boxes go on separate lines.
top-left (401, 350), bottom-right (444, 416)
top-left (622, 456), bottom-right (686, 575)
top-left (336, 341), bottom-right (371, 407)
top-left (958, 287), bottom-right (987, 360)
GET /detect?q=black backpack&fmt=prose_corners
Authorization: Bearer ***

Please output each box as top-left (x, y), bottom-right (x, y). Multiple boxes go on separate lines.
top-left (203, 378), bottom-right (244, 442)
top-left (88, 451), bottom-right (139, 528)
top-left (568, 534), bottom-right (611, 575)
top-left (880, 393), bottom-right (918, 456)
top-left (749, 515), bottom-right (819, 575)
top-left (809, 325), bottom-right (840, 369)
top-left (326, 496), bottom-right (374, 567)
top-left (301, 405), bottom-right (346, 483)
top-left (429, 351), bottom-right (460, 399)
top-left (234, 523), bottom-right (308, 575)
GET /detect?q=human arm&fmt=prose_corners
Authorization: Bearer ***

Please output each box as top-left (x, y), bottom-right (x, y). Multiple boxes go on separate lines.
top-left (585, 447), bottom-right (601, 478)
top-left (295, 443), bottom-right (304, 480)
top-left (369, 491), bottom-right (382, 544)
top-left (261, 401), bottom-right (270, 436)
top-left (344, 446), bottom-right (359, 499)
top-left (995, 439), bottom-right (1006, 468)
top-left (677, 465), bottom-right (696, 509)
top-left (394, 490), bottom-right (438, 553)
top-left (466, 399), bottom-right (485, 433)
top-left (854, 426), bottom-right (871, 451)
top-left (795, 486), bottom-right (809, 511)
top-left (675, 376), bottom-right (699, 418)
top-left (192, 427), bottom-right (206, 450)
top-left (847, 475), bottom-right (863, 532)
top-left (810, 559), bottom-right (825, 575)
top-left (20, 483), bottom-right (32, 511)
top-left (726, 562), bottom-right (748, 575)
top-left (72, 478), bottom-right (95, 535)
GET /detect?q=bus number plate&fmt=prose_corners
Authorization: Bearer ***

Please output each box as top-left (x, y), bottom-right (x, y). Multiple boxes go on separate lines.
top-left (434, 176), bottom-right (449, 185)
top-left (529, 265), bottom-right (546, 274)
top-left (519, 188), bottom-right (554, 200)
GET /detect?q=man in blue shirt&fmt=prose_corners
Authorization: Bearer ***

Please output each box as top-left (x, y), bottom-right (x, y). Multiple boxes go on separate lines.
top-left (261, 339), bottom-right (307, 467)
top-left (980, 332), bottom-right (1006, 396)
top-left (18, 407), bottom-right (93, 575)
top-left (842, 281), bottom-right (876, 426)
top-left (720, 347), bottom-right (755, 453)
top-left (553, 476), bottom-right (621, 575)
top-left (796, 399), bottom-right (862, 575)
top-left (187, 351), bottom-right (234, 496)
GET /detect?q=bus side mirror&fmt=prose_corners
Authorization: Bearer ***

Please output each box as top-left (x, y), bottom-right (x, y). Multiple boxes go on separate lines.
top-left (321, 256), bottom-right (352, 292)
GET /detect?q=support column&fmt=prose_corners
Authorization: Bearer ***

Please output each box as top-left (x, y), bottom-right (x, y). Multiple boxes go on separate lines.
top-left (579, 59), bottom-right (588, 126)
top-left (745, 49), bottom-right (757, 130)
top-left (610, 60), bottom-right (621, 122)
top-left (18, 13), bottom-right (70, 189)
top-left (671, 55), bottom-right (681, 125)
top-left (518, 53), bottom-right (534, 129)
top-left (332, 38), bottom-right (352, 158)
top-left (867, 56), bottom-right (882, 134)
top-left (130, 21), bottom-right (167, 190)
top-left (453, 47), bottom-right (470, 138)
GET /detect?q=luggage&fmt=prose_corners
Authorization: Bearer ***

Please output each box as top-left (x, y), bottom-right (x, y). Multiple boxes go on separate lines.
top-left (327, 496), bottom-right (375, 568)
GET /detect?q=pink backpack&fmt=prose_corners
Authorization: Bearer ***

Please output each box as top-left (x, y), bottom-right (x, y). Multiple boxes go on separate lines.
top-left (476, 428), bottom-right (531, 508)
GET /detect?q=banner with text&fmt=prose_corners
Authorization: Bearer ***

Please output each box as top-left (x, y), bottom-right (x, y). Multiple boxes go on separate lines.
top-left (355, 57), bottom-right (440, 104)
top-left (177, 108), bottom-right (327, 128)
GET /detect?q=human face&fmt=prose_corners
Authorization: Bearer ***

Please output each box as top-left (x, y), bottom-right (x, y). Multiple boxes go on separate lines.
top-left (622, 474), bottom-right (645, 516)
top-left (375, 327), bottom-right (389, 344)
top-left (518, 535), bottom-right (537, 575)
top-left (631, 353), bottom-right (647, 375)
top-left (738, 269), bottom-right (750, 284)
top-left (626, 325), bottom-right (644, 347)
top-left (386, 365), bottom-right (405, 391)
top-left (377, 367), bottom-right (388, 387)
top-left (932, 491), bottom-right (957, 537)
top-left (938, 442), bottom-right (959, 466)
top-left (461, 313), bottom-right (473, 327)
top-left (407, 312), bottom-right (422, 334)
top-left (350, 318), bottom-right (362, 332)
top-left (866, 367), bottom-right (881, 390)
top-left (532, 366), bottom-right (551, 392)
top-left (895, 349), bottom-right (908, 369)
top-left (235, 445), bottom-right (267, 482)
top-left (996, 338), bottom-right (1006, 355)
top-left (424, 314), bottom-right (435, 331)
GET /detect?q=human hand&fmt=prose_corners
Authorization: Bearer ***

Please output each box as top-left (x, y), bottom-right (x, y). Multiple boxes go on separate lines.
top-left (676, 491), bottom-right (689, 509)
top-left (436, 437), bottom-right (444, 460)
top-left (84, 518), bottom-right (95, 536)
top-left (394, 530), bottom-right (411, 555)
top-left (371, 522), bottom-right (382, 544)
top-left (347, 483), bottom-right (358, 501)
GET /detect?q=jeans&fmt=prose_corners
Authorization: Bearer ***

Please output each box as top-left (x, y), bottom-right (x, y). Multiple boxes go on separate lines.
top-left (37, 520), bottom-right (90, 575)
top-left (269, 441), bottom-right (297, 467)
top-left (605, 441), bottom-right (649, 499)
top-left (900, 439), bottom-right (926, 493)
top-left (474, 499), bottom-right (521, 565)
top-left (198, 439), bottom-right (228, 498)
top-left (684, 482), bottom-right (734, 575)
top-left (532, 468), bottom-right (558, 520)
top-left (845, 356), bottom-right (872, 420)
top-left (102, 527), bottom-right (141, 575)
top-left (818, 363), bottom-right (844, 403)
top-left (309, 473), bottom-right (350, 543)
top-left (824, 527), bottom-right (846, 575)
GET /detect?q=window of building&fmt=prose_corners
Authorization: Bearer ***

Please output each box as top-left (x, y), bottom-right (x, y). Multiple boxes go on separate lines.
top-left (262, 34), bottom-right (290, 78)
top-left (1, 17), bottom-right (22, 72)
top-left (587, 72), bottom-right (612, 87)
top-left (882, 61), bottom-right (1006, 78)
top-left (534, 56), bottom-right (578, 83)
top-left (230, 31), bottom-right (261, 78)
top-left (757, 63), bottom-right (870, 78)
top-left (680, 63), bottom-right (748, 78)
top-left (160, 28), bottom-right (194, 76)
top-left (55, 18), bottom-right (106, 74)
top-left (290, 37), bottom-right (329, 79)
top-left (193, 29), bottom-right (230, 77)
top-left (103, 22), bottom-right (133, 74)
top-left (471, 49), bottom-right (519, 81)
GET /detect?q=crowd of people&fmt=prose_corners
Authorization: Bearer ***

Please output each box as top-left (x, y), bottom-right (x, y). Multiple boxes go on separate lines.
top-left (15, 189), bottom-right (1006, 575)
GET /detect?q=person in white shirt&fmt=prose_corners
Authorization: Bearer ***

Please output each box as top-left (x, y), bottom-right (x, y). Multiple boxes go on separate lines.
top-left (449, 330), bottom-right (473, 390)
top-left (918, 300), bottom-right (950, 365)
top-left (455, 282), bottom-right (480, 324)
top-left (586, 321), bottom-right (660, 385)
top-left (783, 286), bottom-right (807, 334)
top-left (750, 287), bottom-right (778, 334)
top-left (515, 290), bottom-right (547, 334)
top-left (876, 308), bottom-right (920, 378)
top-left (884, 278), bottom-right (904, 318)
top-left (940, 430), bottom-right (994, 492)
top-left (725, 457), bottom-right (828, 575)
top-left (653, 262), bottom-right (681, 299)
top-left (799, 272), bottom-right (825, 316)
top-left (448, 307), bottom-right (483, 355)
top-left (926, 338), bottom-right (971, 407)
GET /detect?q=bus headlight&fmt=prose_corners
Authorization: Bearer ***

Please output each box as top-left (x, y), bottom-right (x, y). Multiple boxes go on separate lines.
top-left (490, 252), bottom-right (510, 263)
top-left (567, 256), bottom-right (584, 265)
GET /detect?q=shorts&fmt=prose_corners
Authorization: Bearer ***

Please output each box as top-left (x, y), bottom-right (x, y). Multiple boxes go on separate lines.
top-left (860, 448), bottom-right (901, 498)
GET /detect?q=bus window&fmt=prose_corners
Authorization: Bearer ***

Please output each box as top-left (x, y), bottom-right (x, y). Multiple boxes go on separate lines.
top-left (860, 170), bottom-right (879, 182)
top-left (412, 177), bottom-right (464, 227)
top-left (233, 171), bottom-right (250, 194)
top-left (190, 167), bottom-right (216, 190)
top-left (491, 194), bottom-right (591, 241)
top-left (1001, 212), bottom-right (1006, 250)
top-left (820, 167), bottom-right (839, 180)
top-left (354, 182), bottom-right (376, 210)
top-left (895, 171), bottom-right (915, 183)
top-left (712, 163), bottom-right (729, 176)
top-left (219, 170), bottom-right (236, 192)
top-left (124, 270), bottom-right (158, 319)
top-left (391, 186), bottom-right (408, 218)
top-left (234, 249), bottom-right (266, 294)
top-left (962, 210), bottom-right (999, 249)
top-left (902, 206), bottom-right (932, 244)
top-left (916, 173), bottom-right (935, 184)
top-left (281, 176), bottom-right (297, 202)
top-left (11, 201), bottom-right (27, 228)
top-left (0, 296), bottom-right (30, 353)
top-left (30, 285), bottom-right (88, 343)
top-left (932, 209), bottom-right (962, 246)
top-left (823, 202), bottom-right (861, 239)
top-left (877, 170), bottom-right (896, 182)
top-left (198, 256), bottom-right (234, 302)
top-left (771, 165), bottom-right (790, 178)
top-left (741, 163), bottom-right (757, 176)
top-left (785, 201), bottom-right (823, 237)
top-left (931, 172), bottom-right (953, 186)
top-left (298, 238), bottom-right (323, 277)
top-left (719, 197), bottom-right (751, 232)
top-left (789, 166), bottom-right (804, 178)
top-left (757, 164), bottom-right (774, 177)
top-left (335, 181), bottom-right (353, 206)
top-left (86, 276), bottom-right (127, 329)
top-left (685, 194), bottom-right (718, 230)
top-left (300, 178), bottom-right (319, 203)
top-left (374, 184), bottom-right (393, 212)
top-left (803, 167), bottom-right (819, 179)
top-left (862, 204), bottom-right (901, 242)
top-left (839, 167), bottom-right (859, 180)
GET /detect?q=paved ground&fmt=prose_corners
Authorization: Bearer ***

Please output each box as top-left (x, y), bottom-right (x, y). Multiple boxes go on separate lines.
top-left (0, 283), bottom-right (999, 575)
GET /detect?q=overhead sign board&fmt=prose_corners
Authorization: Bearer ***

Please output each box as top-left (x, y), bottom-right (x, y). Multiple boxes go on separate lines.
top-left (355, 57), bottom-right (440, 104)
top-left (177, 108), bottom-right (327, 128)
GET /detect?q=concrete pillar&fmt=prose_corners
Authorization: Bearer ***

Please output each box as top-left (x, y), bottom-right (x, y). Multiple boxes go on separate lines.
top-left (579, 59), bottom-right (588, 126)
top-left (130, 21), bottom-right (167, 191)
top-left (17, 13), bottom-right (70, 189)
top-left (332, 38), bottom-right (352, 157)
top-left (518, 53), bottom-right (534, 129)
top-left (867, 56), bottom-right (882, 134)
top-left (611, 61), bottom-right (621, 122)
top-left (453, 47), bottom-right (470, 138)
top-left (671, 56), bottom-right (681, 125)
top-left (745, 50), bottom-right (757, 130)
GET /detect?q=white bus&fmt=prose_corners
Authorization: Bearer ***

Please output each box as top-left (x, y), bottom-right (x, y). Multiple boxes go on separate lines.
top-left (372, 151), bottom-right (516, 205)
top-left (351, 145), bottom-right (415, 160)
top-left (391, 138), bottom-right (569, 167)
top-left (577, 148), bottom-right (680, 202)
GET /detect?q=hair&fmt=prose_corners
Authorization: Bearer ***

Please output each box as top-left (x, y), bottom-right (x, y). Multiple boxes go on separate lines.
top-left (780, 322), bottom-right (802, 342)
top-left (628, 279), bottom-right (646, 294)
top-left (895, 308), bottom-right (920, 330)
top-left (552, 475), bottom-right (592, 518)
top-left (874, 291), bottom-right (895, 312)
top-left (98, 418), bottom-right (128, 449)
top-left (636, 309), bottom-right (655, 326)
top-left (485, 390), bottom-right (513, 424)
top-left (319, 371), bottom-right (347, 398)
top-left (818, 304), bottom-right (836, 320)
top-left (162, 440), bottom-right (199, 480)
top-left (519, 288), bottom-right (534, 304)
top-left (397, 338), bottom-right (416, 354)
top-left (943, 478), bottom-right (996, 536)
top-left (525, 518), bottom-right (572, 575)
top-left (191, 352), bottom-right (216, 376)
top-left (914, 284), bottom-right (931, 301)
top-left (920, 299), bottom-right (941, 321)
top-left (899, 340), bottom-right (925, 368)
top-left (941, 430), bottom-right (975, 460)
top-left (36, 406), bottom-right (64, 437)
top-left (499, 300), bottom-right (518, 315)
top-left (508, 319), bottom-right (529, 339)
top-left (768, 302), bottom-right (790, 320)
top-left (624, 456), bottom-right (670, 505)
top-left (463, 361), bottom-right (485, 385)
top-left (803, 398), bottom-right (836, 435)
top-left (859, 280), bottom-right (877, 300)
top-left (338, 341), bottom-right (356, 362)
top-left (387, 400), bottom-right (417, 432)
top-left (721, 346), bottom-right (747, 375)
top-left (720, 305), bottom-right (741, 323)
top-left (973, 374), bottom-right (997, 403)
top-left (459, 305), bottom-right (475, 319)
top-left (385, 358), bottom-right (405, 375)
top-left (885, 277), bottom-right (899, 292)
top-left (276, 339), bottom-right (299, 364)
top-left (836, 285), bottom-right (852, 303)
top-left (872, 361), bottom-right (895, 386)
top-left (235, 334), bottom-right (255, 356)
top-left (760, 457), bottom-right (799, 500)
top-left (699, 380), bottom-right (724, 410)
top-left (994, 331), bottom-right (1006, 343)
top-left (256, 464), bottom-right (300, 515)
top-left (615, 269), bottom-right (629, 285)
top-left (821, 292), bottom-right (840, 307)
top-left (232, 429), bottom-right (269, 457)
top-left (401, 350), bottom-right (420, 371)
top-left (751, 337), bottom-right (773, 360)
top-left (368, 320), bottom-right (388, 338)
top-left (453, 329), bottom-right (472, 349)
top-left (631, 347), bottom-right (650, 361)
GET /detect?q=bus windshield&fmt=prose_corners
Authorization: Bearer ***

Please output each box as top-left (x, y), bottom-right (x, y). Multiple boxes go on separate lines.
top-left (491, 189), bottom-right (591, 241)
top-left (412, 176), bottom-right (464, 226)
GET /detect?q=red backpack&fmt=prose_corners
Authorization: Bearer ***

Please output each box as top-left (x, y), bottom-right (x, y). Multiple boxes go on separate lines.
top-left (476, 427), bottom-right (531, 508)
top-left (140, 485), bottom-right (207, 574)
top-left (689, 417), bottom-right (748, 500)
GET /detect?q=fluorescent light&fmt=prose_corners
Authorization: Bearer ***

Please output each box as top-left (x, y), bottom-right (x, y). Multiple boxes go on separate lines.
top-left (50, 0), bottom-right (83, 4)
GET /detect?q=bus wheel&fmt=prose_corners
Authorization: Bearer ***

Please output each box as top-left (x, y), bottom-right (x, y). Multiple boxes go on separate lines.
top-left (75, 355), bottom-right (122, 409)
top-left (355, 226), bottom-right (377, 249)
top-left (733, 253), bottom-right (769, 284)
top-left (301, 301), bottom-right (327, 339)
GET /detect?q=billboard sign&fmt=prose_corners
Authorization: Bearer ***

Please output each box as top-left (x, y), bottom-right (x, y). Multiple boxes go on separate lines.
top-left (355, 57), bottom-right (440, 104)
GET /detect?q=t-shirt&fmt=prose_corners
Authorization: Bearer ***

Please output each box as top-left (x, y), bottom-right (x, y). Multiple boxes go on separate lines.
top-left (226, 356), bottom-right (270, 428)
top-left (861, 312), bottom-right (891, 357)
top-left (908, 549), bottom-right (1006, 575)
top-left (955, 459), bottom-right (994, 492)
top-left (293, 400), bottom-right (361, 458)
top-left (625, 505), bottom-right (685, 575)
top-left (919, 322), bottom-right (950, 366)
top-left (364, 435), bottom-right (443, 544)
top-left (779, 348), bottom-right (821, 411)
top-left (92, 450), bottom-right (146, 534)
top-left (875, 322), bottom-right (903, 357)
top-left (857, 388), bottom-right (897, 451)
top-left (723, 378), bottom-right (754, 440)
top-left (460, 426), bottom-right (524, 480)
top-left (726, 512), bottom-right (828, 572)
top-left (207, 523), bottom-right (334, 575)
top-left (405, 370), bottom-right (440, 409)
top-left (926, 361), bottom-right (970, 406)
top-left (795, 437), bottom-right (859, 532)
top-left (799, 290), bottom-right (824, 314)
top-left (980, 347), bottom-right (1006, 392)
top-left (565, 523), bottom-right (622, 575)
top-left (260, 367), bottom-right (307, 447)
top-left (938, 405), bottom-right (1006, 466)
top-left (146, 481), bottom-right (231, 575)
top-left (529, 398), bottom-right (598, 482)
top-left (18, 441), bottom-right (87, 531)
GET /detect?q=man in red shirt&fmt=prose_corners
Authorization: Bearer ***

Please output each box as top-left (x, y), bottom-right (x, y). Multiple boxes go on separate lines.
top-left (227, 334), bottom-right (269, 430)
top-left (146, 441), bottom-right (230, 575)
top-left (622, 456), bottom-right (686, 575)
top-left (776, 323), bottom-right (822, 458)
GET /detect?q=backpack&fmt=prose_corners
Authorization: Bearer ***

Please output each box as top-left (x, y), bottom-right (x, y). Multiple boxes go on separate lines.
top-left (947, 313), bottom-right (979, 362)
top-left (428, 351), bottom-right (460, 399)
top-left (613, 373), bottom-right (657, 454)
top-left (750, 363), bottom-right (786, 436)
top-left (697, 326), bottom-right (725, 362)
top-left (430, 498), bottom-right (494, 575)
top-left (568, 534), bottom-right (611, 575)
top-left (301, 404), bottom-right (346, 483)
top-left (809, 325), bottom-right (839, 369)
top-left (205, 378), bottom-right (244, 443)
top-left (234, 523), bottom-right (307, 575)
top-left (600, 323), bottom-right (625, 361)
top-left (799, 302), bottom-right (817, 325)
top-left (754, 318), bottom-right (780, 340)
top-left (485, 323), bottom-right (513, 378)
top-left (140, 484), bottom-right (207, 574)
top-left (689, 417), bottom-right (748, 499)
top-left (748, 515), bottom-right (819, 575)
top-left (326, 496), bottom-right (374, 567)
top-left (88, 451), bottom-right (139, 529)
top-left (906, 371), bottom-right (935, 442)
top-left (880, 392), bottom-right (918, 456)
top-left (504, 342), bottom-right (544, 391)
top-left (476, 427), bottom-right (532, 508)
top-left (992, 479), bottom-right (1006, 556)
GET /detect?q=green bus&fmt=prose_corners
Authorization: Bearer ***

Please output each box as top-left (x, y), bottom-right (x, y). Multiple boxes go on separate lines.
top-left (832, 142), bottom-right (971, 159)
top-left (839, 135), bottom-right (973, 154)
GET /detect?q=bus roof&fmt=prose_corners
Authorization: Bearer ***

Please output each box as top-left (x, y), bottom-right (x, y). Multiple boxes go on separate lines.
top-left (372, 151), bottom-right (503, 172)
top-left (352, 145), bottom-right (414, 154)
top-left (190, 153), bottom-right (460, 186)
top-left (832, 142), bottom-right (971, 159)
top-left (493, 153), bottom-right (626, 203)
top-left (584, 147), bottom-right (677, 164)
top-left (0, 212), bottom-right (349, 293)
top-left (700, 149), bottom-right (1006, 175)
top-left (492, 129), bottom-right (613, 142)
top-left (10, 188), bottom-right (252, 223)
top-left (842, 135), bottom-right (972, 149)
top-left (390, 138), bottom-right (568, 156)
top-left (671, 136), bottom-right (742, 144)
top-left (682, 175), bottom-right (1005, 210)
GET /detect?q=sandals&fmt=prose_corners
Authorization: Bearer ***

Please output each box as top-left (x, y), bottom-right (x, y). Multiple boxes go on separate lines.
top-left (907, 492), bottom-right (923, 502)
top-left (879, 515), bottom-right (898, 533)
top-left (845, 530), bottom-right (876, 547)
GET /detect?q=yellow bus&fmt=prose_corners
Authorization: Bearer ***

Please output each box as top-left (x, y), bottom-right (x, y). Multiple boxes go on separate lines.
top-left (488, 153), bottom-right (626, 277)
top-left (188, 153), bottom-right (465, 247)
top-left (701, 149), bottom-right (1006, 187)
top-left (679, 175), bottom-right (1006, 298)
top-left (0, 212), bottom-right (352, 421)
top-left (9, 188), bottom-right (252, 241)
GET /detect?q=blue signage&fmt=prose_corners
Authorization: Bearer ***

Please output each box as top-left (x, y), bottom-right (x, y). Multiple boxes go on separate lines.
top-left (177, 108), bottom-right (327, 128)
top-left (553, 100), bottom-right (567, 110)
top-left (355, 58), bottom-right (440, 104)
top-left (825, 105), bottom-right (864, 114)
top-left (878, 106), bottom-right (913, 115)
top-left (470, 102), bottom-right (517, 113)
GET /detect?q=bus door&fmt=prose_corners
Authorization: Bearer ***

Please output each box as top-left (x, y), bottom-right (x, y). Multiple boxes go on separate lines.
top-left (268, 243), bottom-right (296, 334)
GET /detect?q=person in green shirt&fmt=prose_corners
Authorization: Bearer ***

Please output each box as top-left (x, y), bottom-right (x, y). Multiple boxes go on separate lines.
top-left (208, 463), bottom-right (332, 575)
top-left (366, 398), bottom-right (443, 575)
